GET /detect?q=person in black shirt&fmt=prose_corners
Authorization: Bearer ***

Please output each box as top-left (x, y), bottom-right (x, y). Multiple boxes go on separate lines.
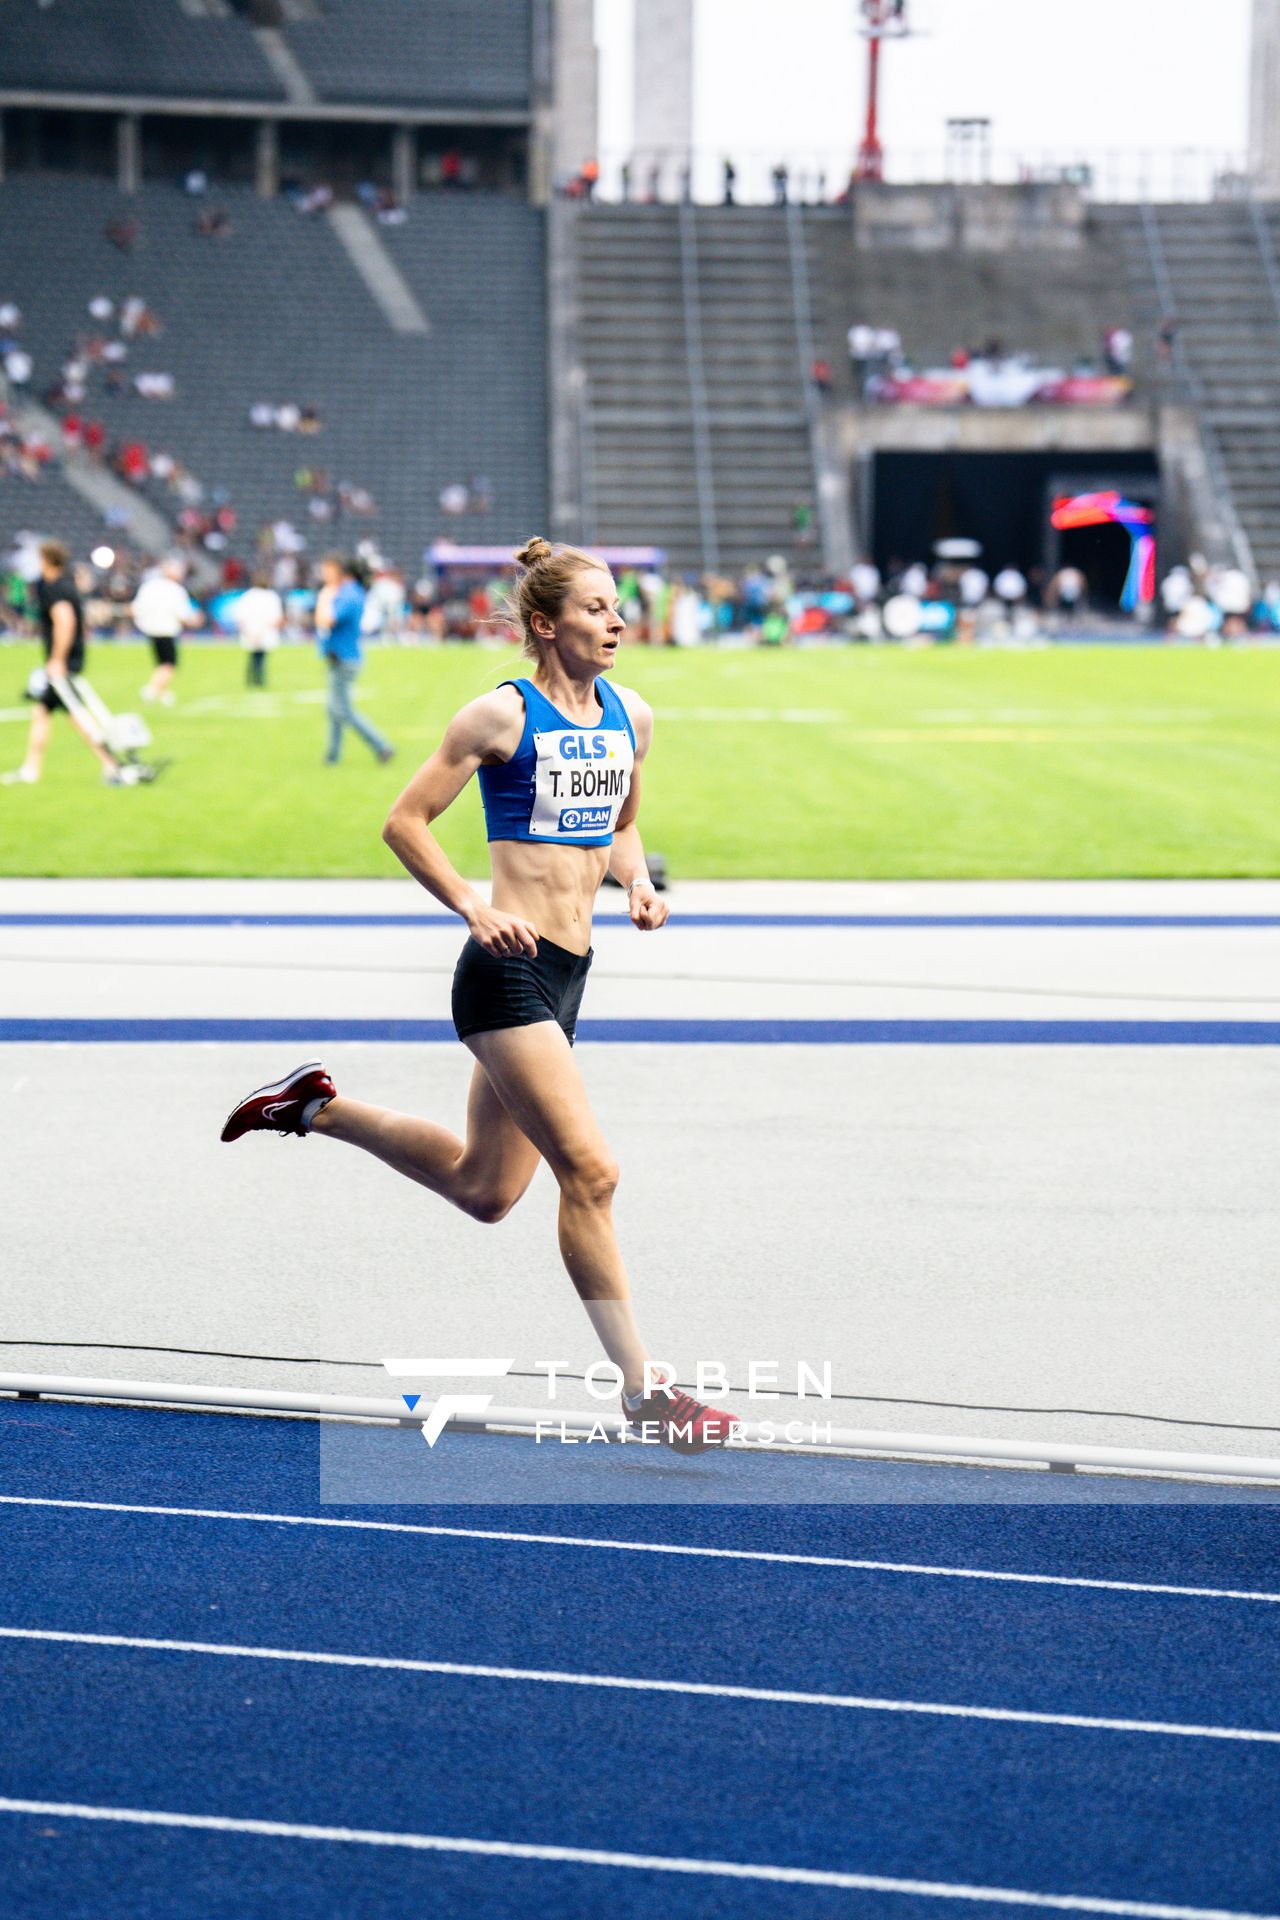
top-left (3, 539), bottom-right (141, 786)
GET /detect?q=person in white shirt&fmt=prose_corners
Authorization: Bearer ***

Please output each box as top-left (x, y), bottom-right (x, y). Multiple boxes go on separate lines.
top-left (958, 565), bottom-right (990, 607)
top-left (235, 574), bottom-right (285, 686)
top-left (134, 557), bottom-right (200, 704)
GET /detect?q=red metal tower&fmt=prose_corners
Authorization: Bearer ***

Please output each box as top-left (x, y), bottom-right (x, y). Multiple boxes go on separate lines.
top-left (855, 0), bottom-right (910, 183)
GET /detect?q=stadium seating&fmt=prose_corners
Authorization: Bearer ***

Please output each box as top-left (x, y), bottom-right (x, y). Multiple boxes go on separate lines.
top-left (2, 0), bottom-right (283, 102)
top-left (282, 0), bottom-right (531, 110)
top-left (1, 468), bottom-right (121, 567)
top-left (0, 177), bottom-right (547, 572)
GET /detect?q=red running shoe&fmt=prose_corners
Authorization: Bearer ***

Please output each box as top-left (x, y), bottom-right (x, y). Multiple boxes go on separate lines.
top-left (622, 1373), bottom-right (741, 1455)
top-left (220, 1061), bottom-right (336, 1142)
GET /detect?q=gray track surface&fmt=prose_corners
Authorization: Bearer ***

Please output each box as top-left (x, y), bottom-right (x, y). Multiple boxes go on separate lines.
top-left (2, 878), bottom-right (1277, 1457)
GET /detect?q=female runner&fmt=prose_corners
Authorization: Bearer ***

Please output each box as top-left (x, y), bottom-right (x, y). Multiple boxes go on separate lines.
top-left (221, 538), bottom-right (732, 1453)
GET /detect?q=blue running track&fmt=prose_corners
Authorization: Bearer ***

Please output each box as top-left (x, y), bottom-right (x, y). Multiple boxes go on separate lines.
top-left (1, 1399), bottom-right (1279, 1919)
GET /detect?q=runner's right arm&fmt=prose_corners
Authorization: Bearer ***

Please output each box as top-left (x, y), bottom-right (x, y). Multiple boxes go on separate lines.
top-left (382, 689), bottom-right (537, 957)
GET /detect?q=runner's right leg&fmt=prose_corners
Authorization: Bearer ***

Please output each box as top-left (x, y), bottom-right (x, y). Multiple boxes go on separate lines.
top-left (310, 1062), bottom-right (541, 1223)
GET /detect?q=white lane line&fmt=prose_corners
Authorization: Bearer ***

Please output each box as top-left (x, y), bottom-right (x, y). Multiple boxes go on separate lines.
top-left (3, 1625), bottom-right (1276, 1746)
top-left (0, 1495), bottom-right (1277, 1605)
top-left (0, 1798), bottom-right (1272, 1918)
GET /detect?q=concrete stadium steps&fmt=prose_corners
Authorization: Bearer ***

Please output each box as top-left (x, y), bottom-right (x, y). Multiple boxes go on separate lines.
top-left (0, 178), bottom-right (546, 569)
top-left (1138, 202), bottom-right (1280, 578)
top-left (576, 205), bottom-right (818, 574)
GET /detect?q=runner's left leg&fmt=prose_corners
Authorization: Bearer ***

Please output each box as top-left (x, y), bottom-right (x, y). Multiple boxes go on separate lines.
top-left (465, 1022), bottom-right (651, 1395)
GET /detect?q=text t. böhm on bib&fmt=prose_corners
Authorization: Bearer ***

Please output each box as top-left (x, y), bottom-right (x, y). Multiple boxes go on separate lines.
top-left (528, 727), bottom-right (635, 839)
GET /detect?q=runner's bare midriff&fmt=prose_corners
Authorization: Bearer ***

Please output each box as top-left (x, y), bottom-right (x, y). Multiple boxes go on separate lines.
top-left (489, 838), bottom-right (610, 954)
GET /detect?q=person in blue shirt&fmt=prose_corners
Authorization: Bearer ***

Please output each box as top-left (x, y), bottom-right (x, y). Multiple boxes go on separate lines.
top-left (314, 555), bottom-right (393, 765)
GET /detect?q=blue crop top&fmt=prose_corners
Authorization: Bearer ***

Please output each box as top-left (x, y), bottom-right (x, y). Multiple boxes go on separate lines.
top-left (479, 677), bottom-right (636, 847)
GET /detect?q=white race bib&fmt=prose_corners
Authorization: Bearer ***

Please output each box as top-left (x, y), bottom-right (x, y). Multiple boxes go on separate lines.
top-left (528, 728), bottom-right (634, 838)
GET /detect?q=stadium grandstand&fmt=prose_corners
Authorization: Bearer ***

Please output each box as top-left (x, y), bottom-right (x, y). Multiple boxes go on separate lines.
top-left (0, 0), bottom-right (1277, 623)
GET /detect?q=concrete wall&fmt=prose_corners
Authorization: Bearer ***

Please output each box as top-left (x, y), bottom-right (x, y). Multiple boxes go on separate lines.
top-left (530, 0), bottom-right (598, 203)
top-left (852, 182), bottom-right (1087, 253)
top-left (1250, 0), bottom-right (1280, 196)
top-left (552, 0), bottom-right (598, 186)
top-left (633, 0), bottom-right (693, 164)
top-left (810, 203), bottom-right (1142, 401)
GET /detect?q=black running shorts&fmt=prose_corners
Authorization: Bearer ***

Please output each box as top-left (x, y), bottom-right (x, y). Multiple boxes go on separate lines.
top-left (452, 935), bottom-right (592, 1045)
top-left (150, 635), bottom-right (179, 668)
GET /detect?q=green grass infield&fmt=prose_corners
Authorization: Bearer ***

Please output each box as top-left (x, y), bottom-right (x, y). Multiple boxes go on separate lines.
top-left (1, 638), bottom-right (1278, 878)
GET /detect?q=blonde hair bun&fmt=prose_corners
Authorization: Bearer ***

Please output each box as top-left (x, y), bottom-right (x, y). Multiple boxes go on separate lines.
top-left (514, 536), bottom-right (554, 569)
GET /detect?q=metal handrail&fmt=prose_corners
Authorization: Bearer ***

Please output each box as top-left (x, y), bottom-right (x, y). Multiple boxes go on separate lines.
top-left (1245, 186), bottom-right (1280, 331)
top-left (784, 199), bottom-right (852, 575)
top-left (677, 198), bottom-right (720, 573)
top-left (577, 366), bottom-right (597, 549)
top-left (1138, 200), bottom-right (1255, 580)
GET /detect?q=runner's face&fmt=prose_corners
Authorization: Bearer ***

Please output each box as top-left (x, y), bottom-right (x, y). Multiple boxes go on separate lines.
top-left (550, 568), bottom-right (625, 672)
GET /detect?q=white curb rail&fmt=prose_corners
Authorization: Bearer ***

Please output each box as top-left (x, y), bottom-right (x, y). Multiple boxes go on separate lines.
top-left (4, 1373), bottom-right (1280, 1485)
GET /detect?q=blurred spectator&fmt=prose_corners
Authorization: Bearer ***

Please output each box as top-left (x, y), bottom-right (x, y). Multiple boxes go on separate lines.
top-left (847, 322), bottom-right (876, 387)
top-left (1104, 325), bottom-right (1133, 375)
top-left (121, 297), bottom-right (160, 338)
top-left (194, 208), bottom-right (233, 240)
top-left (1046, 565), bottom-right (1086, 616)
top-left (672, 582), bottom-right (703, 647)
top-left (106, 216), bottom-right (139, 253)
top-left (771, 163), bottom-right (790, 205)
top-left (1160, 565), bottom-right (1193, 628)
top-left (365, 563), bottom-right (408, 643)
top-left (235, 572), bottom-right (285, 686)
top-left (1208, 564), bottom-right (1251, 638)
top-left (851, 560), bottom-right (881, 605)
top-left (722, 159), bottom-right (737, 206)
top-left (993, 565), bottom-right (1028, 607)
top-left (314, 553), bottom-right (394, 766)
top-left (958, 564), bottom-right (990, 608)
top-left (134, 556), bottom-right (200, 706)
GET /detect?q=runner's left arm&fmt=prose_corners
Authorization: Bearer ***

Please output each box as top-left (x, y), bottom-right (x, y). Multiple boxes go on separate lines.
top-left (45, 600), bottom-right (77, 677)
top-left (609, 693), bottom-right (668, 932)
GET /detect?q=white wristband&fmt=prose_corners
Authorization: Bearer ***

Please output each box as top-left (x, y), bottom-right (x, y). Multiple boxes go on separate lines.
top-left (627, 877), bottom-right (651, 896)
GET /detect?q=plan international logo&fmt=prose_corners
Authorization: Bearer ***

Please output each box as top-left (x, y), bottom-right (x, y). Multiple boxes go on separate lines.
top-left (382, 1359), bottom-right (836, 1448)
